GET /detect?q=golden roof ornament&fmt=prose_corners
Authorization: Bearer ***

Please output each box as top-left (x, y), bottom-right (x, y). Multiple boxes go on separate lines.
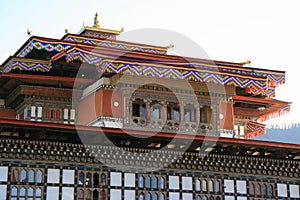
top-left (93, 12), bottom-right (100, 29)
top-left (79, 12), bottom-right (124, 36)
top-left (241, 60), bottom-right (251, 66)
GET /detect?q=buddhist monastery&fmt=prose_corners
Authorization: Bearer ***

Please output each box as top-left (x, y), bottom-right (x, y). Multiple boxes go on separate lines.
top-left (0, 13), bottom-right (298, 200)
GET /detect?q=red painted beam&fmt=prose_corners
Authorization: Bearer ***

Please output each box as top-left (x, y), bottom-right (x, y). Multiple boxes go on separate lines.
top-left (0, 118), bottom-right (299, 150)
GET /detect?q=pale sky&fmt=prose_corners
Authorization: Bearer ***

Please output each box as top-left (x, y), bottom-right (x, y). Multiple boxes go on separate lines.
top-left (1, 0), bottom-right (300, 128)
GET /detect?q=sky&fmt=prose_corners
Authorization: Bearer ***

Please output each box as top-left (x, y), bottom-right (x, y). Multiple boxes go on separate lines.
top-left (0, 0), bottom-right (300, 142)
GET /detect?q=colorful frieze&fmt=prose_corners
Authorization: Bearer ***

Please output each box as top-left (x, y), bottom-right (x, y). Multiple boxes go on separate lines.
top-left (246, 88), bottom-right (276, 98)
top-left (66, 48), bottom-right (104, 65)
top-left (64, 35), bottom-right (167, 54)
top-left (256, 105), bottom-right (291, 123)
top-left (246, 121), bottom-right (266, 139)
top-left (0, 60), bottom-right (51, 73)
top-left (17, 39), bottom-right (70, 57)
top-left (98, 60), bottom-right (267, 90)
top-left (83, 31), bottom-right (117, 40)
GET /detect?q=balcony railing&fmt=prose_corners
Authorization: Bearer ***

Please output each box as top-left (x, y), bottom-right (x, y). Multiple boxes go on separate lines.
top-left (125, 117), bottom-right (217, 135)
top-left (132, 116), bottom-right (147, 126)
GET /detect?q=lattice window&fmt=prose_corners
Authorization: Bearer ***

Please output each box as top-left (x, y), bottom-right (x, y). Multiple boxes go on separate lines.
top-left (11, 168), bottom-right (44, 184)
top-left (195, 178), bottom-right (221, 193)
top-left (10, 186), bottom-right (43, 200)
top-left (138, 192), bottom-right (165, 200)
top-left (77, 171), bottom-right (107, 200)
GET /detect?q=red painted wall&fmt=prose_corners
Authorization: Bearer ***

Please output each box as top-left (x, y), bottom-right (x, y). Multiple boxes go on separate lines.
top-left (77, 90), bottom-right (123, 125)
top-left (0, 109), bottom-right (16, 119)
top-left (219, 101), bottom-right (234, 130)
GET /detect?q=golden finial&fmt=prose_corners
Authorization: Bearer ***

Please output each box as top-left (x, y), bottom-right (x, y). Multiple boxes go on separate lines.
top-left (165, 44), bottom-right (174, 49)
top-left (93, 12), bottom-right (100, 29)
top-left (241, 60), bottom-right (251, 66)
top-left (65, 29), bottom-right (69, 34)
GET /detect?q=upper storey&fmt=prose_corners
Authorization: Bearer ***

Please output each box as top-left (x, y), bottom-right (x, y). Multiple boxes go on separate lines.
top-left (0, 13), bottom-right (290, 139)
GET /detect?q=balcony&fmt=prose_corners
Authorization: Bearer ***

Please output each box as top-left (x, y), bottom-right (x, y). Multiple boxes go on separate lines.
top-left (124, 118), bottom-right (216, 136)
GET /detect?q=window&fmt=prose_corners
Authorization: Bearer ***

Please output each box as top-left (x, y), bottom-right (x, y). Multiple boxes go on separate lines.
top-left (255, 183), bottom-right (261, 195)
top-left (277, 183), bottom-right (288, 197)
top-left (45, 109), bottom-right (50, 118)
top-left (20, 187), bottom-right (26, 198)
top-left (12, 169), bottom-right (19, 182)
top-left (37, 106), bottom-right (42, 118)
top-left (215, 180), bottom-right (220, 192)
top-left (20, 169), bottom-right (27, 182)
top-left (51, 110), bottom-right (56, 118)
top-left (93, 173), bottom-right (99, 186)
top-left (85, 190), bottom-right (92, 200)
top-left (160, 177), bottom-right (165, 189)
top-left (78, 189), bottom-right (84, 200)
top-left (146, 176), bottom-right (151, 189)
top-left (208, 180), bottom-right (213, 192)
top-left (249, 183), bottom-right (255, 195)
top-left (93, 190), bottom-right (99, 200)
top-left (28, 187), bottom-right (34, 199)
top-left (56, 109), bottom-right (61, 119)
top-left (167, 103), bottom-right (180, 121)
top-left (202, 180), bottom-right (207, 192)
top-left (195, 180), bottom-right (201, 191)
top-left (110, 189), bottom-right (122, 200)
top-left (184, 105), bottom-right (196, 122)
top-left (28, 170), bottom-right (34, 183)
top-left (200, 105), bottom-right (212, 124)
top-left (236, 180), bottom-right (246, 194)
top-left (125, 173), bottom-right (135, 187)
top-left (100, 189), bottom-right (106, 200)
top-left (268, 185), bottom-right (273, 196)
top-left (182, 177), bottom-right (192, 190)
top-left (262, 184), bottom-right (267, 196)
top-left (86, 172), bottom-right (92, 186)
top-left (78, 172), bottom-right (84, 185)
top-left (224, 180), bottom-right (234, 193)
top-left (110, 172), bottom-right (121, 187)
top-left (146, 193), bottom-right (151, 200)
top-left (36, 188), bottom-right (42, 200)
top-left (139, 176), bottom-right (144, 188)
top-left (132, 99), bottom-right (146, 118)
top-left (0, 166), bottom-right (8, 182)
top-left (169, 176), bottom-right (179, 190)
top-left (100, 173), bottom-right (106, 185)
top-left (139, 193), bottom-right (145, 200)
top-left (63, 169), bottom-right (75, 184)
top-left (290, 185), bottom-right (300, 198)
top-left (153, 176), bottom-right (158, 189)
top-left (47, 169), bottom-right (60, 184)
top-left (150, 102), bottom-right (162, 119)
top-left (11, 187), bottom-right (18, 199)
top-left (36, 170), bottom-right (42, 183)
